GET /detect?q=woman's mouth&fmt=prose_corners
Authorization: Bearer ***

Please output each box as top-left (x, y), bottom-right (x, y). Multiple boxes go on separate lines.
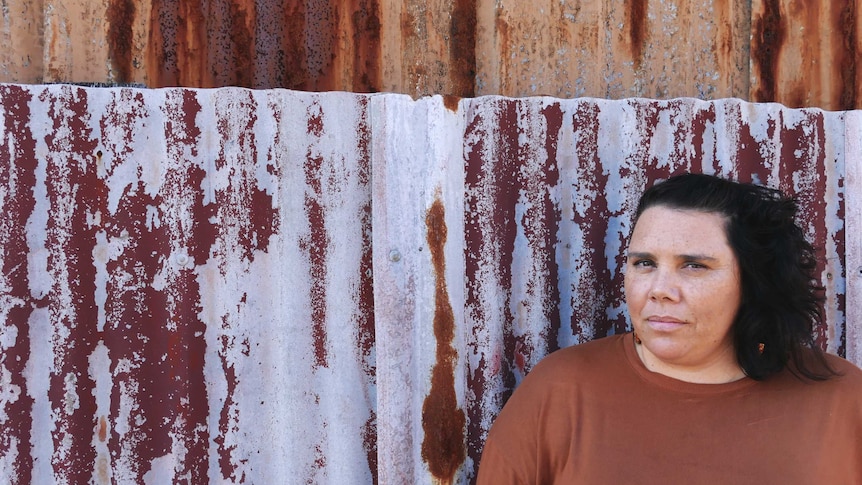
top-left (646, 316), bottom-right (688, 331)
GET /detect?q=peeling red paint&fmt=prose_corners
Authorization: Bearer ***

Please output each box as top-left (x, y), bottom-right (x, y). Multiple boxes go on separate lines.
top-left (159, 88), bottom-right (215, 482)
top-left (567, 100), bottom-right (617, 338)
top-left (0, 89), bottom-right (853, 484)
top-left (778, 112), bottom-right (832, 349)
top-left (421, 198), bottom-right (466, 483)
top-left (303, 101), bottom-right (331, 370)
top-left (216, 335), bottom-right (242, 482)
top-left (41, 86), bottom-right (102, 484)
top-left (0, 85), bottom-right (37, 485)
top-left (465, 98), bottom-right (523, 399)
top-left (353, 97), bottom-right (378, 483)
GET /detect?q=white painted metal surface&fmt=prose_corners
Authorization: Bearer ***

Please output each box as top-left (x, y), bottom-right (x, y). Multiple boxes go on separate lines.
top-left (0, 85), bottom-right (857, 484)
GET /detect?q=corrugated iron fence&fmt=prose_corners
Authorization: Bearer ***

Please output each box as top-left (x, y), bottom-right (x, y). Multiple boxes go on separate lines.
top-left (1, 1), bottom-right (859, 109)
top-left (1, 84), bottom-right (860, 484)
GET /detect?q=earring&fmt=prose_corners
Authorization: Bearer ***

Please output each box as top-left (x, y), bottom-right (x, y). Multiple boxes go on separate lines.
top-left (758, 343), bottom-right (765, 354)
top-left (634, 331), bottom-right (642, 345)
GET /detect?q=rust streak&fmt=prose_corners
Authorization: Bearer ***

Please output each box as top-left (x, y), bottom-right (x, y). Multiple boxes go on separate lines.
top-left (351, 0), bottom-right (382, 92)
top-left (227, 1), bottom-right (255, 88)
top-left (449, 0), bottom-right (477, 97)
top-left (106, 0), bottom-right (136, 83)
top-left (443, 95), bottom-right (461, 113)
top-left (421, 198), bottom-right (466, 483)
top-left (304, 102), bottom-right (330, 369)
top-left (282, 0), bottom-right (309, 90)
top-left (628, 0), bottom-right (648, 70)
top-left (751, 0), bottom-right (785, 102)
top-left (837, 0), bottom-right (858, 109)
top-left (98, 416), bottom-right (108, 442)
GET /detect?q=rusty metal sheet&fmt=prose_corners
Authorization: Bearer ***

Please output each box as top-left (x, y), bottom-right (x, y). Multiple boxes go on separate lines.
top-left (3, 0), bottom-right (860, 109)
top-left (140, 0), bottom-right (383, 90)
top-left (42, 0), bottom-right (112, 83)
top-left (751, 0), bottom-right (861, 110)
top-left (0, 85), bottom-right (858, 484)
top-left (476, 0), bottom-right (750, 99)
top-left (0, 0), bottom-right (46, 84)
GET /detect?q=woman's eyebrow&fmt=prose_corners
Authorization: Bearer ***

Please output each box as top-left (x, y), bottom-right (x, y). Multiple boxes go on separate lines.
top-left (678, 254), bottom-right (719, 262)
top-left (626, 251), bottom-right (653, 259)
top-left (627, 251), bottom-right (719, 262)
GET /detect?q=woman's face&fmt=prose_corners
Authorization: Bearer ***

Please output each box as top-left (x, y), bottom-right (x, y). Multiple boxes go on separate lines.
top-left (624, 206), bottom-right (743, 382)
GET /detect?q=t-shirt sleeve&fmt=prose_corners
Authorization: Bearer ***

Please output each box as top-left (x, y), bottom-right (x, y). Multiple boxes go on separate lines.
top-left (475, 361), bottom-right (559, 484)
top-left (475, 393), bottom-right (539, 484)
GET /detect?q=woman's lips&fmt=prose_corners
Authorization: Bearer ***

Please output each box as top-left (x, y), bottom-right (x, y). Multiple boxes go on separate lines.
top-left (646, 316), bottom-right (687, 331)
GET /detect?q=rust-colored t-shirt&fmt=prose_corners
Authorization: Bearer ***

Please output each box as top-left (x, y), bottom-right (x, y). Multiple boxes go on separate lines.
top-left (477, 334), bottom-right (862, 485)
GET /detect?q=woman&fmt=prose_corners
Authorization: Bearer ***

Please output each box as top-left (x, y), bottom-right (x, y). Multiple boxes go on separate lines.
top-left (477, 173), bottom-right (862, 484)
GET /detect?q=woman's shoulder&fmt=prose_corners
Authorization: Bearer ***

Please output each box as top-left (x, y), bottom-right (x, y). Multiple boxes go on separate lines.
top-left (525, 334), bottom-right (629, 384)
top-left (822, 353), bottom-right (862, 388)
top-left (777, 352), bottom-right (862, 403)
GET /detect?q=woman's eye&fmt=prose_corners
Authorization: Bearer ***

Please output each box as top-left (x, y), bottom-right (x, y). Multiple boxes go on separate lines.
top-left (632, 259), bottom-right (655, 268)
top-left (683, 262), bottom-right (706, 269)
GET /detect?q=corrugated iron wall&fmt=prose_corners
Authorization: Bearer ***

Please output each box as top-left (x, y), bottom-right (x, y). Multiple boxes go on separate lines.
top-left (1, 0), bottom-right (859, 109)
top-left (1, 84), bottom-right (859, 483)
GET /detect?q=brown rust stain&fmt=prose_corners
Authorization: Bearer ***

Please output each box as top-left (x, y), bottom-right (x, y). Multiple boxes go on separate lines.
top-left (351, 0), bottom-right (382, 92)
top-left (836, 0), bottom-right (858, 109)
top-left (303, 101), bottom-right (330, 369)
top-left (227, 1), bottom-right (255, 87)
top-left (353, 97), bottom-right (378, 482)
top-left (495, 13), bottom-right (511, 93)
top-left (179, 1), bottom-right (210, 86)
top-left (449, 0), bottom-right (477, 97)
top-left (751, 0), bottom-right (785, 102)
top-left (421, 198), bottom-right (466, 483)
top-left (281, 0), bottom-right (309, 90)
top-left (98, 416), bottom-right (108, 442)
top-left (628, 0), bottom-right (648, 69)
top-left (106, 0), bottom-right (136, 83)
top-left (303, 0), bottom-right (339, 91)
top-left (443, 94), bottom-right (461, 112)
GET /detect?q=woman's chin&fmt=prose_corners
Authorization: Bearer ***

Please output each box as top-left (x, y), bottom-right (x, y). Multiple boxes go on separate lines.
top-left (641, 340), bottom-right (692, 366)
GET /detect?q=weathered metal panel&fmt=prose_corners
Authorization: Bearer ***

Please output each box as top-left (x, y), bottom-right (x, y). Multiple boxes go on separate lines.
top-left (0, 85), bottom-right (377, 483)
top-left (459, 96), bottom-right (852, 482)
top-left (846, 110), bottom-right (862, 366)
top-left (751, 0), bottom-right (861, 110)
top-left (476, 0), bottom-right (751, 99)
top-left (371, 94), bottom-right (468, 484)
top-left (0, 0), bottom-right (46, 84)
top-left (42, 0), bottom-right (112, 83)
top-left (2, 0), bottom-right (859, 108)
top-left (0, 86), bottom-right (857, 484)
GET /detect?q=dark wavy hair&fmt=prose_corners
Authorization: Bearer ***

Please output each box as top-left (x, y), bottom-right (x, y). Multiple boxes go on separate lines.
top-left (633, 173), bottom-right (837, 381)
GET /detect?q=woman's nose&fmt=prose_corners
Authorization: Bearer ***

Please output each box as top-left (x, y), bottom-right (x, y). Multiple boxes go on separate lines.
top-left (648, 270), bottom-right (680, 301)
